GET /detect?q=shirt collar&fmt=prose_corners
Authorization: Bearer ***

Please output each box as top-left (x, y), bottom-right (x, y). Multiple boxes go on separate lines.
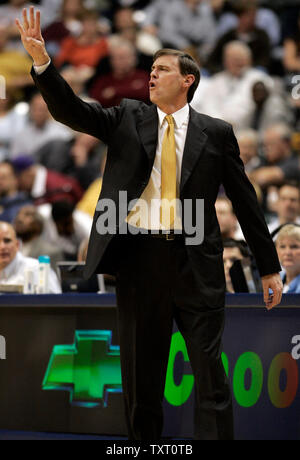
top-left (157, 104), bottom-right (190, 129)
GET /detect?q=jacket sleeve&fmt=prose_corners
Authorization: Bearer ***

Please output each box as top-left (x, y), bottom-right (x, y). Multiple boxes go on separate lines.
top-left (30, 62), bottom-right (123, 144)
top-left (222, 125), bottom-right (281, 277)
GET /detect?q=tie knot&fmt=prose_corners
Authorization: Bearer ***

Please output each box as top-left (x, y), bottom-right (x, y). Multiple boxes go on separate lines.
top-left (165, 115), bottom-right (174, 126)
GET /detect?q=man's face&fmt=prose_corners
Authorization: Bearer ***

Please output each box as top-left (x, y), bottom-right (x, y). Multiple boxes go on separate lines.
top-left (224, 49), bottom-right (249, 78)
top-left (223, 246), bottom-right (243, 285)
top-left (215, 200), bottom-right (237, 237)
top-left (30, 95), bottom-right (49, 128)
top-left (110, 46), bottom-right (136, 77)
top-left (149, 55), bottom-right (187, 107)
top-left (238, 138), bottom-right (257, 165)
top-left (18, 167), bottom-right (36, 192)
top-left (277, 186), bottom-right (300, 222)
top-left (55, 216), bottom-right (74, 236)
top-left (14, 206), bottom-right (37, 236)
top-left (263, 131), bottom-right (285, 164)
top-left (0, 224), bottom-right (19, 270)
top-left (0, 163), bottom-right (18, 197)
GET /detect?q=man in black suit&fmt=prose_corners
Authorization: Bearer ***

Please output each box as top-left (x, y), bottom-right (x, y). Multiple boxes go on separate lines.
top-left (17, 7), bottom-right (283, 440)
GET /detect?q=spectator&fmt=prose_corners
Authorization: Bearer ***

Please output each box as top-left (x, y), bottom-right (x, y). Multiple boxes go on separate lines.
top-left (249, 124), bottom-right (300, 189)
top-left (191, 41), bottom-right (273, 131)
top-left (89, 37), bottom-right (150, 107)
top-left (39, 200), bottom-right (91, 260)
top-left (283, 10), bottom-right (300, 73)
top-left (35, 133), bottom-right (104, 190)
top-left (10, 92), bottom-right (73, 159)
top-left (206, 2), bottom-right (271, 74)
top-left (236, 129), bottom-right (261, 173)
top-left (0, 220), bottom-right (61, 293)
top-left (217, 0), bottom-right (281, 47)
top-left (0, 24), bottom-right (33, 101)
top-left (54, 9), bottom-right (109, 69)
top-left (14, 204), bottom-right (64, 272)
top-left (276, 224), bottom-right (300, 293)
top-left (250, 80), bottom-right (294, 133)
top-left (12, 156), bottom-right (84, 206)
top-left (142, 0), bottom-right (216, 61)
top-left (0, 91), bottom-right (28, 160)
top-left (0, 161), bottom-right (31, 223)
top-left (215, 197), bottom-right (240, 240)
top-left (223, 238), bottom-right (247, 293)
top-left (113, 6), bottom-right (161, 60)
top-left (42, 0), bottom-right (87, 57)
top-left (268, 182), bottom-right (300, 236)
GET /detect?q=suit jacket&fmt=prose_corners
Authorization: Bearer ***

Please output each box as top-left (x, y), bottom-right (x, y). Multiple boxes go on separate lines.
top-left (31, 63), bottom-right (281, 307)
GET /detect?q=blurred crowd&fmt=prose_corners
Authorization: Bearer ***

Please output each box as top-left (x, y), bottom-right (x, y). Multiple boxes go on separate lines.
top-left (1, 0), bottom-right (300, 294)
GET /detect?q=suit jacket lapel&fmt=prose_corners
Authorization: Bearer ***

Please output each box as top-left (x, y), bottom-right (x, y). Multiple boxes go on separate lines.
top-left (136, 104), bottom-right (208, 193)
top-left (180, 107), bottom-right (207, 195)
top-left (137, 104), bottom-right (158, 168)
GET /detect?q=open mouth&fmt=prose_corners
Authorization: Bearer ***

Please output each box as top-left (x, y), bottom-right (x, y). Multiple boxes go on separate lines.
top-left (149, 81), bottom-right (156, 89)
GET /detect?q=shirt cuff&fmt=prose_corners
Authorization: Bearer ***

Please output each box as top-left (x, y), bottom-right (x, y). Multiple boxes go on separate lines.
top-left (33, 60), bottom-right (51, 75)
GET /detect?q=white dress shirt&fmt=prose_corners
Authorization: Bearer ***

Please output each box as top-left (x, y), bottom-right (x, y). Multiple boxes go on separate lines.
top-left (0, 251), bottom-right (61, 294)
top-left (127, 104), bottom-right (190, 230)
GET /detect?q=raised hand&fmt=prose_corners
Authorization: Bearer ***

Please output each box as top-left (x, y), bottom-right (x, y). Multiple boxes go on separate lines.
top-left (15, 6), bottom-right (50, 66)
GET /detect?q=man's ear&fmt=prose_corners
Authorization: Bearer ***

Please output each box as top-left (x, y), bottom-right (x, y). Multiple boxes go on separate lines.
top-left (183, 74), bottom-right (195, 89)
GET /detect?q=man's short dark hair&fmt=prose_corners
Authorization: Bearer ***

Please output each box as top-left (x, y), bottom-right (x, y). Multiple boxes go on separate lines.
top-left (52, 201), bottom-right (75, 222)
top-left (223, 238), bottom-right (250, 258)
top-left (153, 48), bottom-right (201, 103)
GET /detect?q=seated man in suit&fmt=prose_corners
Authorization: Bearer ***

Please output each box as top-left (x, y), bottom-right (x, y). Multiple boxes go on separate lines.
top-left (16, 7), bottom-right (283, 441)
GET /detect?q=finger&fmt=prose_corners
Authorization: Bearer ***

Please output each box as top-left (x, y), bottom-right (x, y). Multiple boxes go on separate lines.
top-left (22, 8), bottom-right (29, 31)
top-left (266, 288), bottom-right (282, 310)
top-left (29, 5), bottom-right (35, 29)
top-left (274, 289), bottom-right (282, 307)
top-left (263, 285), bottom-right (270, 305)
top-left (15, 18), bottom-right (25, 37)
top-left (35, 10), bottom-right (41, 37)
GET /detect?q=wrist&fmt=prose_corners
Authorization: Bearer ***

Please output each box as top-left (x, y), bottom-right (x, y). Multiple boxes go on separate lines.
top-left (33, 51), bottom-right (50, 67)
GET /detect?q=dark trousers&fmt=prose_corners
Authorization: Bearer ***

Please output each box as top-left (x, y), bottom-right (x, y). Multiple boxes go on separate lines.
top-left (115, 234), bottom-right (234, 440)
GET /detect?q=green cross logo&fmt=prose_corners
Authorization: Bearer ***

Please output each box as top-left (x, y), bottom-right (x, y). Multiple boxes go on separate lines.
top-left (42, 330), bottom-right (122, 408)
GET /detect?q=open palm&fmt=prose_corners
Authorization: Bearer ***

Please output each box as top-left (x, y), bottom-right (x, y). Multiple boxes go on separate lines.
top-left (15, 6), bottom-right (49, 65)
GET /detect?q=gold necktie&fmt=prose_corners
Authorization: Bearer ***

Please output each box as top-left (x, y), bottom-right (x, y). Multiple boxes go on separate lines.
top-left (160, 115), bottom-right (177, 228)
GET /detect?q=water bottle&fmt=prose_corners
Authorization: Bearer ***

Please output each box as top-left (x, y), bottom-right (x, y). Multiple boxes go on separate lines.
top-left (23, 268), bottom-right (35, 294)
top-left (37, 255), bottom-right (50, 294)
